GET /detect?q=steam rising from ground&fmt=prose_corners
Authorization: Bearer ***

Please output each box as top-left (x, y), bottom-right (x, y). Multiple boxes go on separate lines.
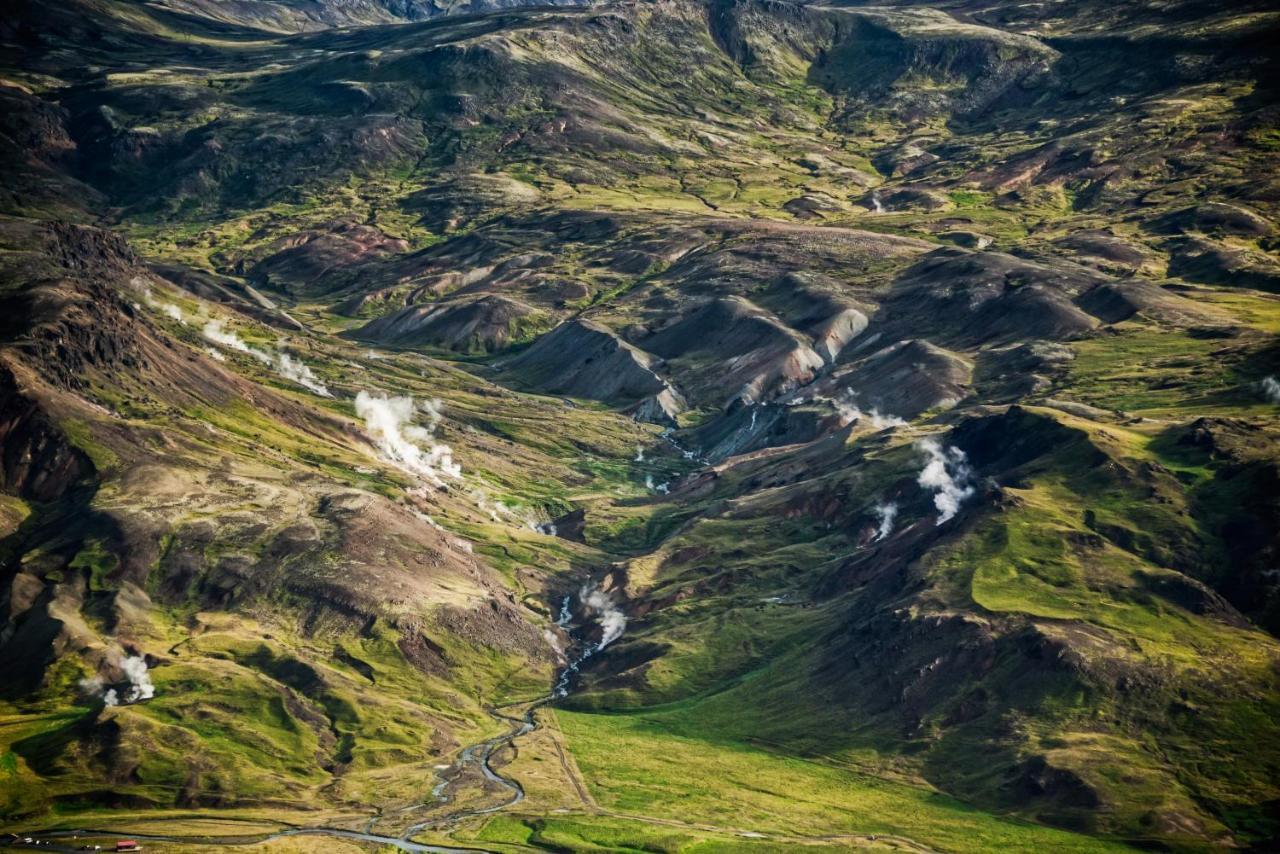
top-left (274, 352), bottom-right (331, 397)
top-left (580, 583), bottom-right (626, 649)
top-left (873, 502), bottom-right (898, 541)
top-left (355, 391), bottom-right (460, 485)
top-left (553, 585), bottom-right (628, 698)
top-left (138, 282), bottom-right (185, 324)
top-left (79, 655), bottom-right (155, 707)
top-left (121, 655), bottom-right (156, 702)
top-left (832, 392), bottom-right (906, 429)
top-left (203, 320), bottom-right (331, 397)
top-left (202, 319), bottom-right (256, 353)
top-left (917, 439), bottom-right (974, 524)
top-left (1261, 376), bottom-right (1280, 404)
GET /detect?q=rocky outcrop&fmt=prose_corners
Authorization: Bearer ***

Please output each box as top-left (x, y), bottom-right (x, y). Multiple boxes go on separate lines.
top-left (879, 248), bottom-right (1102, 346)
top-left (644, 296), bottom-right (825, 406)
top-left (810, 307), bottom-right (869, 364)
top-left (240, 220), bottom-right (410, 299)
top-left (627, 388), bottom-right (687, 428)
top-left (404, 173), bottom-right (543, 232)
top-left (833, 339), bottom-right (971, 419)
top-left (353, 294), bottom-right (548, 353)
top-left (0, 365), bottom-right (94, 502)
top-left (502, 319), bottom-right (681, 409)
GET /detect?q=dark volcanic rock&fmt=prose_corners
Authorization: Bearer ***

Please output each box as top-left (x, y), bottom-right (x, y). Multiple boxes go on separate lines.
top-left (1165, 236), bottom-right (1280, 292)
top-left (502, 319), bottom-right (680, 408)
top-left (833, 339), bottom-right (972, 419)
top-left (644, 296), bottom-right (825, 406)
top-left (879, 248), bottom-right (1101, 346)
top-left (353, 294), bottom-right (548, 353)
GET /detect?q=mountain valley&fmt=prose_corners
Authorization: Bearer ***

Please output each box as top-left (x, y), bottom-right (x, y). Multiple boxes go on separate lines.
top-left (1, 0), bottom-right (1280, 850)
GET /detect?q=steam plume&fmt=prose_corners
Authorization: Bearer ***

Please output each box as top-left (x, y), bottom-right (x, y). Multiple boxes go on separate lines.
top-left (553, 585), bottom-right (628, 698)
top-left (580, 583), bottom-right (626, 649)
top-left (355, 391), bottom-right (461, 485)
top-left (121, 655), bottom-right (155, 703)
top-left (917, 439), bottom-right (974, 524)
top-left (202, 320), bottom-right (331, 397)
top-left (78, 654), bottom-right (155, 707)
top-left (873, 502), bottom-right (898, 541)
top-left (273, 351), bottom-right (331, 397)
top-left (139, 282), bottom-right (185, 323)
top-left (835, 394), bottom-right (906, 429)
top-left (1261, 376), bottom-right (1280, 404)
top-left (203, 319), bottom-right (254, 354)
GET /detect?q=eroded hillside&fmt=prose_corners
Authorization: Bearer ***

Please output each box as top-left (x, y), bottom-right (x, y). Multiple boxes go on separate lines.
top-left (1, 0), bottom-right (1279, 850)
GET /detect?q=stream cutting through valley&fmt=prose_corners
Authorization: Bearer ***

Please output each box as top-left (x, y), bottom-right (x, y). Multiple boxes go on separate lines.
top-left (8, 597), bottom-right (607, 854)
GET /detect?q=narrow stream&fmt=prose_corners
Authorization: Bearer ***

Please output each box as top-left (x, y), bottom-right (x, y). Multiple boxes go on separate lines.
top-left (10, 595), bottom-right (604, 853)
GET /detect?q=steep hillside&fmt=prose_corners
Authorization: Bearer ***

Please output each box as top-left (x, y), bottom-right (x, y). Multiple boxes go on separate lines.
top-left (1, 0), bottom-right (1279, 851)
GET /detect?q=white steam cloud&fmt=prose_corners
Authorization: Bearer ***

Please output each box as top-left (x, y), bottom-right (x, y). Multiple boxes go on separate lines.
top-left (121, 655), bottom-right (156, 703)
top-left (79, 655), bottom-right (155, 707)
top-left (552, 585), bottom-right (628, 698)
top-left (202, 320), bottom-right (331, 397)
top-left (1261, 376), bottom-right (1280, 404)
top-left (832, 392), bottom-right (906, 430)
top-left (139, 283), bottom-right (186, 324)
top-left (917, 439), bottom-right (974, 525)
top-left (273, 351), bottom-right (331, 397)
top-left (356, 391), bottom-right (461, 485)
top-left (873, 501), bottom-right (898, 541)
top-left (203, 319), bottom-right (253, 353)
top-left (580, 583), bottom-right (626, 650)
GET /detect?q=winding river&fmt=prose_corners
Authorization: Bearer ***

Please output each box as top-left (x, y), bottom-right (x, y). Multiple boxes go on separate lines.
top-left (7, 607), bottom-right (602, 854)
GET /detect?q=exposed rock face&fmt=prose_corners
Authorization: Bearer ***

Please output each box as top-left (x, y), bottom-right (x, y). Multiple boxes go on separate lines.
top-left (503, 318), bottom-right (678, 405)
top-left (833, 339), bottom-right (971, 419)
top-left (353, 294), bottom-right (547, 353)
top-left (627, 388), bottom-right (687, 428)
top-left (810, 307), bottom-right (869, 364)
top-left (241, 220), bottom-right (410, 299)
top-left (0, 365), bottom-right (93, 502)
top-left (404, 173), bottom-right (544, 232)
top-left (879, 248), bottom-right (1102, 346)
top-left (644, 296), bottom-right (825, 406)
top-left (1165, 236), bottom-right (1280, 293)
